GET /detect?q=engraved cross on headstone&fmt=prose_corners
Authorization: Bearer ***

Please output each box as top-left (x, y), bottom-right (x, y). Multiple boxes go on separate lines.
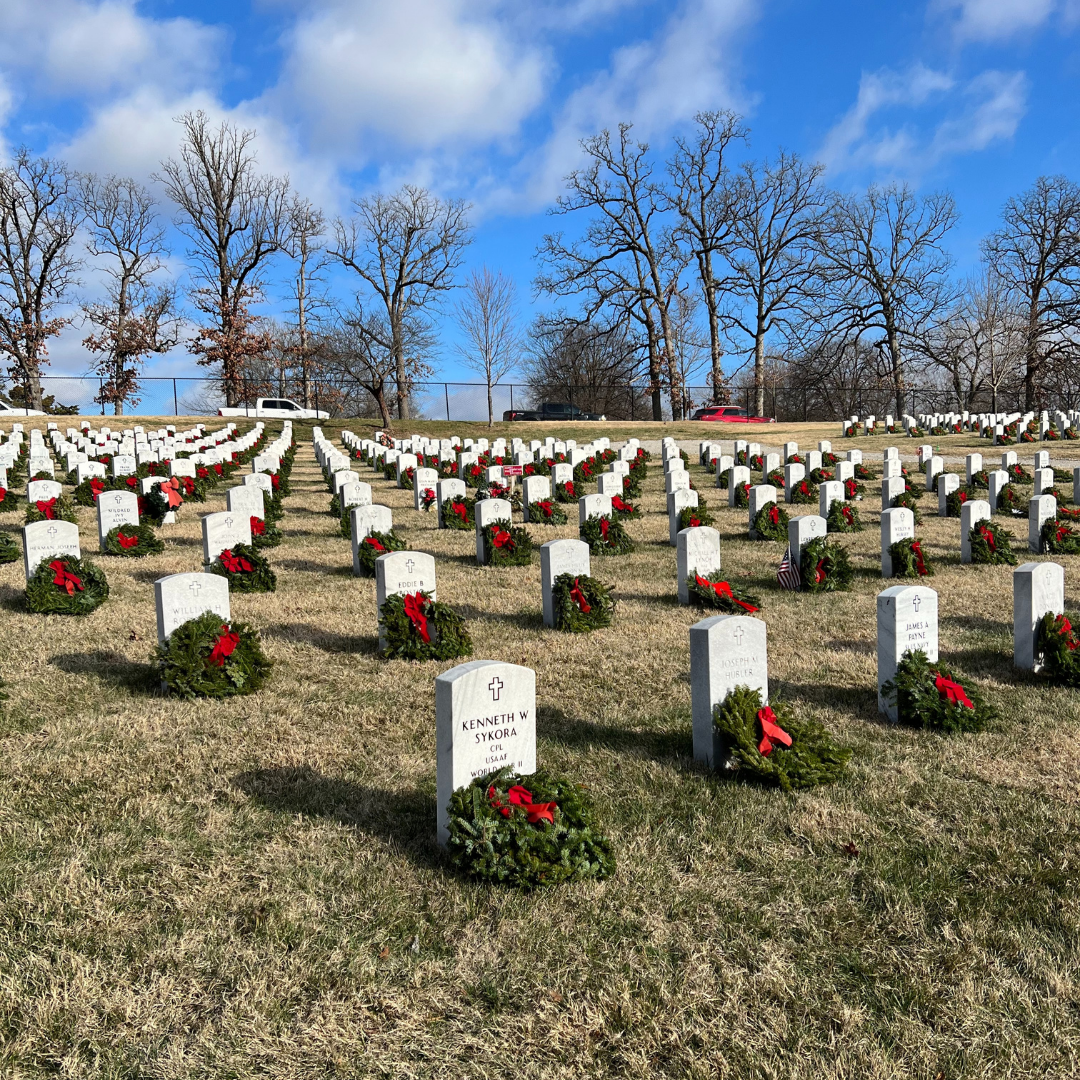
top-left (912, 595), bottom-right (921, 611)
top-left (405, 558), bottom-right (415, 575)
top-left (488, 676), bottom-right (503, 701)
top-left (733, 625), bottom-right (745, 646)
top-left (189, 580), bottom-right (202, 597)
top-left (224, 516), bottom-right (233, 528)
top-left (47, 525), bottom-right (57, 539)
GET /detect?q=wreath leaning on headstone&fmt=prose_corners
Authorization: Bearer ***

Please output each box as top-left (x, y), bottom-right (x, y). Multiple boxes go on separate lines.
top-left (380, 590), bottom-right (472, 660)
top-left (0, 532), bottom-right (20, 563)
top-left (826, 500), bottom-right (862, 532)
top-left (789, 479), bottom-right (817, 505)
top-left (209, 543), bottom-right (277, 592)
top-left (752, 502), bottom-right (788, 541)
top-left (26, 555), bottom-right (109, 615)
top-left (482, 522), bottom-right (533, 567)
top-left (445, 767), bottom-right (615, 889)
top-left (711, 686), bottom-right (851, 793)
top-left (1038, 613), bottom-right (1080, 687)
top-left (799, 536), bottom-right (854, 592)
top-left (889, 537), bottom-right (933, 578)
top-left (686, 571), bottom-right (761, 613)
top-left (528, 499), bottom-right (568, 525)
top-left (555, 481), bottom-right (578, 503)
top-left (968, 520), bottom-right (1016, 565)
top-left (440, 495), bottom-right (475, 530)
top-left (551, 572), bottom-right (615, 632)
top-left (580, 513), bottom-right (634, 556)
top-left (678, 504), bottom-right (714, 530)
top-left (945, 487), bottom-right (972, 517)
top-left (1041, 518), bottom-right (1080, 555)
top-left (731, 481), bottom-right (751, 508)
top-left (881, 649), bottom-right (996, 733)
top-left (0, 485), bottom-right (19, 512)
top-left (155, 611), bottom-right (272, 699)
top-left (249, 516), bottom-right (283, 549)
top-left (355, 530), bottom-right (406, 576)
top-left (24, 495), bottom-right (78, 525)
top-left (610, 494), bottom-right (640, 519)
top-left (104, 522), bottom-right (164, 557)
top-left (890, 490), bottom-right (922, 524)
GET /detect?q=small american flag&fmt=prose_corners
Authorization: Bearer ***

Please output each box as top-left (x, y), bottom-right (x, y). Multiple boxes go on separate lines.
top-left (776, 545), bottom-right (802, 591)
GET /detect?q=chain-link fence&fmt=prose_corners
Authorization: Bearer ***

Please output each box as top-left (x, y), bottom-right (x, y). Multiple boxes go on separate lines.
top-left (0, 375), bottom-right (1061, 421)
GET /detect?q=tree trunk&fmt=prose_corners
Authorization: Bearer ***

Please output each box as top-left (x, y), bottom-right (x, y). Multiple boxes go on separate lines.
top-left (25, 366), bottom-right (43, 412)
top-left (754, 332), bottom-right (766, 418)
top-left (392, 319), bottom-right (410, 420)
top-left (487, 378), bottom-right (493, 428)
top-left (374, 386), bottom-right (393, 428)
top-left (706, 280), bottom-right (724, 404)
top-left (887, 327), bottom-right (905, 419)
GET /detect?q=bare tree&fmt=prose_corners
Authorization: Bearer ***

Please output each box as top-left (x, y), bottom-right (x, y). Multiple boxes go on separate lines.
top-left (810, 183), bottom-right (958, 418)
top-left (0, 150), bottom-right (82, 411)
top-left (455, 267), bottom-right (522, 427)
top-left (331, 185), bottom-right (471, 422)
top-left (157, 111), bottom-right (291, 406)
top-left (537, 125), bottom-right (685, 419)
top-left (723, 153), bottom-right (826, 417)
top-left (283, 196), bottom-right (329, 408)
top-left (668, 109), bottom-right (747, 402)
top-left (80, 175), bottom-right (178, 415)
top-left (983, 175), bottom-right (1080, 411)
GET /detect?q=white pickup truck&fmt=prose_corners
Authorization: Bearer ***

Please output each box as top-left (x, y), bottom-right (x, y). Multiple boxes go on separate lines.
top-left (218, 398), bottom-right (329, 420)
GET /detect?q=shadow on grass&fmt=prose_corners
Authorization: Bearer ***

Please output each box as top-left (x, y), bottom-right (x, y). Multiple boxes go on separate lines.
top-left (233, 765), bottom-right (442, 868)
top-left (770, 678), bottom-right (878, 719)
top-left (262, 622), bottom-right (377, 655)
top-left (274, 558), bottom-right (352, 575)
top-left (458, 605), bottom-right (545, 630)
top-left (538, 705), bottom-right (692, 761)
top-left (50, 650), bottom-right (157, 693)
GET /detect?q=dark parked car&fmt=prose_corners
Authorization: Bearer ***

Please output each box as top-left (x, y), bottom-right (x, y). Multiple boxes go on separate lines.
top-left (503, 402), bottom-right (605, 421)
top-left (691, 405), bottom-right (775, 423)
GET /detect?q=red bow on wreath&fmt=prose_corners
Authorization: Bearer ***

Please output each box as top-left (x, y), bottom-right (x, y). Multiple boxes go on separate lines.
top-left (452, 500), bottom-right (468, 521)
top-left (219, 548), bottom-right (254, 573)
top-left (911, 540), bottom-right (928, 575)
top-left (250, 516), bottom-right (266, 536)
top-left (611, 496), bottom-right (630, 512)
top-left (564, 482), bottom-right (575, 496)
top-left (842, 506), bottom-right (854, 524)
top-left (492, 528), bottom-right (514, 550)
top-left (0, 487), bottom-right (5, 502)
top-left (164, 478), bottom-right (183, 508)
top-left (958, 491), bottom-right (968, 504)
top-left (364, 536), bottom-right (386, 553)
top-left (978, 524), bottom-right (995, 551)
top-left (1057, 616), bottom-right (1078, 651)
top-left (569, 577), bottom-right (591, 613)
top-left (694, 575), bottom-right (759, 613)
top-left (488, 784), bottom-right (557, 825)
top-left (89, 479), bottom-right (105, 497)
top-left (688, 515), bottom-right (701, 527)
top-left (757, 706), bottom-right (792, 756)
top-left (768, 504), bottom-right (780, 524)
top-left (36, 498), bottom-right (58, 519)
top-left (49, 559), bottom-right (83, 596)
top-left (934, 673), bottom-right (974, 709)
top-left (403, 592), bottom-right (431, 642)
top-left (207, 626), bottom-right (240, 667)
top-left (1056, 524), bottom-right (1072, 544)
top-left (116, 530), bottom-right (139, 550)
top-left (599, 517), bottom-right (610, 540)
top-left (535, 500), bottom-right (552, 516)
top-left (423, 487), bottom-right (435, 501)
top-left (813, 558), bottom-right (827, 584)
top-left (271, 474), bottom-right (280, 490)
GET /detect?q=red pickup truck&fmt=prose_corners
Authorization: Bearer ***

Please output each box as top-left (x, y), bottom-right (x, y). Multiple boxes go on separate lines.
top-left (691, 405), bottom-right (775, 423)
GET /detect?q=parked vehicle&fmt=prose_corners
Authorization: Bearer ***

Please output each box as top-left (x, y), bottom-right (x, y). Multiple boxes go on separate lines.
top-left (691, 405), bottom-right (775, 423)
top-left (218, 398), bottom-right (329, 420)
top-left (0, 400), bottom-right (46, 417)
top-left (502, 402), bottom-right (605, 421)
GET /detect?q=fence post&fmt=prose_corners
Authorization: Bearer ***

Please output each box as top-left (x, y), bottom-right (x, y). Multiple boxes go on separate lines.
top-left (173, 378), bottom-right (178, 416)
top-left (99, 379), bottom-right (104, 416)
top-left (444, 383), bottom-right (450, 421)
top-left (510, 383), bottom-right (514, 413)
top-left (314, 381), bottom-right (320, 419)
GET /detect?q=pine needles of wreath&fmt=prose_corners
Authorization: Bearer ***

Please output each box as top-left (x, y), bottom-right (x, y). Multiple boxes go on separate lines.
top-left (968, 520), bottom-right (1016, 565)
top-left (0, 486), bottom-right (18, 512)
top-left (677, 504), bottom-right (713, 529)
top-left (1041, 517), bottom-right (1080, 554)
top-left (890, 490), bottom-right (922, 523)
top-left (945, 488), bottom-right (973, 517)
top-left (826, 500), bottom-right (862, 532)
top-left (0, 533), bottom-right (19, 564)
top-left (889, 537), bottom-right (934, 578)
top-left (881, 649), bottom-right (996, 733)
top-left (445, 767), bottom-right (615, 889)
top-left (356, 530), bottom-right (406, 575)
top-left (686, 571), bottom-right (761, 612)
top-left (249, 517), bottom-right (283, 549)
top-left (1038, 612), bottom-right (1080, 687)
top-left (155, 611), bottom-right (272, 699)
top-left (104, 523), bottom-right (164, 557)
top-left (799, 535), bottom-right (854, 592)
top-left (712, 686), bottom-right (851, 793)
top-left (209, 543), bottom-right (277, 592)
top-left (552, 572), bottom-right (615, 632)
top-left (580, 513), bottom-right (634, 556)
top-left (26, 555), bottom-right (109, 615)
top-left (24, 495), bottom-right (77, 524)
top-left (753, 502), bottom-right (788, 541)
top-left (482, 523), bottom-right (533, 567)
top-left (528, 499), bottom-right (567, 525)
top-left (379, 591), bottom-right (473, 661)
top-left (440, 496), bottom-right (475, 530)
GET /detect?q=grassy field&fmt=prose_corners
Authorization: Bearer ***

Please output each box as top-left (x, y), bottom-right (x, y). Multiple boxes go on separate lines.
top-left (1, 418), bottom-right (1079, 1078)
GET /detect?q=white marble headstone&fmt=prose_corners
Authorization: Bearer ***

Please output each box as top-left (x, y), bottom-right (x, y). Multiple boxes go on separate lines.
top-left (23, 519), bottom-right (80, 579)
top-left (153, 572), bottom-right (230, 644)
top-left (96, 489), bottom-right (140, 550)
top-left (540, 538), bottom-right (591, 628)
top-left (201, 511), bottom-right (252, 566)
top-left (1013, 561), bottom-right (1064, 672)
top-left (677, 526), bottom-right (721, 605)
top-left (877, 585), bottom-right (938, 720)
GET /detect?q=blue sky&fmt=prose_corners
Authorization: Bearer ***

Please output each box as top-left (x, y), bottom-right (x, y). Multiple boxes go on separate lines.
top-left (2, 0), bottom-right (1079, 415)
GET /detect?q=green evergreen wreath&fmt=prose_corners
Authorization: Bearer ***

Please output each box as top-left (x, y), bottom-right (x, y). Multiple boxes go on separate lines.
top-left (752, 502), bottom-right (788, 541)
top-left (355, 530), bottom-right (406, 576)
top-left (890, 490), bottom-right (922, 523)
top-left (609, 494), bottom-right (640, 519)
top-left (686, 571), bottom-right (761, 612)
top-left (580, 513), bottom-right (634, 556)
top-left (482, 522), bottom-right (533, 567)
top-left (621, 472), bottom-right (641, 499)
top-left (712, 686), bottom-right (851, 792)
top-left (0, 532), bottom-right (19, 563)
top-left (799, 535), bottom-right (854, 592)
top-left (328, 493), bottom-right (341, 517)
top-left (0, 486), bottom-right (19, 512)
top-left (24, 495), bottom-right (77, 524)
top-left (445, 767), bottom-right (615, 889)
top-left (731, 481), bottom-right (751, 508)
top-left (766, 468), bottom-right (786, 487)
top-left (1041, 518), bottom-right (1080, 554)
top-left (843, 478), bottom-right (865, 500)
top-left (854, 463), bottom-right (874, 480)
top-left (945, 488), bottom-right (972, 517)
top-left (26, 555), bottom-right (109, 615)
top-left (209, 543), bottom-right (277, 592)
top-left (994, 482), bottom-right (1026, 517)
top-left (154, 611), bottom-right (272, 699)
top-left (881, 649), bottom-right (996, 733)
top-left (379, 590), bottom-right (472, 660)
top-left (1006, 463), bottom-right (1033, 483)
top-left (888, 537), bottom-right (933, 578)
top-left (555, 481), bottom-right (578, 503)
top-left (528, 499), bottom-right (568, 525)
top-left (552, 572), bottom-right (615, 632)
top-left (1037, 612), bottom-right (1080, 687)
top-left (968, 519), bottom-right (1016, 565)
top-left (969, 469), bottom-right (989, 489)
top-left (678, 504), bottom-right (714, 530)
top-left (139, 485), bottom-right (171, 525)
top-left (826, 500), bottom-right (862, 532)
top-left (789, 479), bottom-right (817, 505)
top-left (104, 522), bottom-right (164, 557)
top-left (440, 496), bottom-right (475, 530)
top-left (249, 517), bottom-right (283, 549)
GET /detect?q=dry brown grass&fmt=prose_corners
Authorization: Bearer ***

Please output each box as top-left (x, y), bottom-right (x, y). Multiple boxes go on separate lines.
top-left (0, 417), bottom-right (1079, 1078)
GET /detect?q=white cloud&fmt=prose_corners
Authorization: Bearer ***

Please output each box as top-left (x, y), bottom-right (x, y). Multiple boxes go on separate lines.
top-left (933, 0), bottom-right (1072, 42)
top-left (272, 0), bottom-right (549, 154)
top-left (818, 64), bottom-right (1027, 178)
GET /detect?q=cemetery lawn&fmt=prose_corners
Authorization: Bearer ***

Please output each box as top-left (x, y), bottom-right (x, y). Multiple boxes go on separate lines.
top-left (1, 419), bottom-right (1079, 1078)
